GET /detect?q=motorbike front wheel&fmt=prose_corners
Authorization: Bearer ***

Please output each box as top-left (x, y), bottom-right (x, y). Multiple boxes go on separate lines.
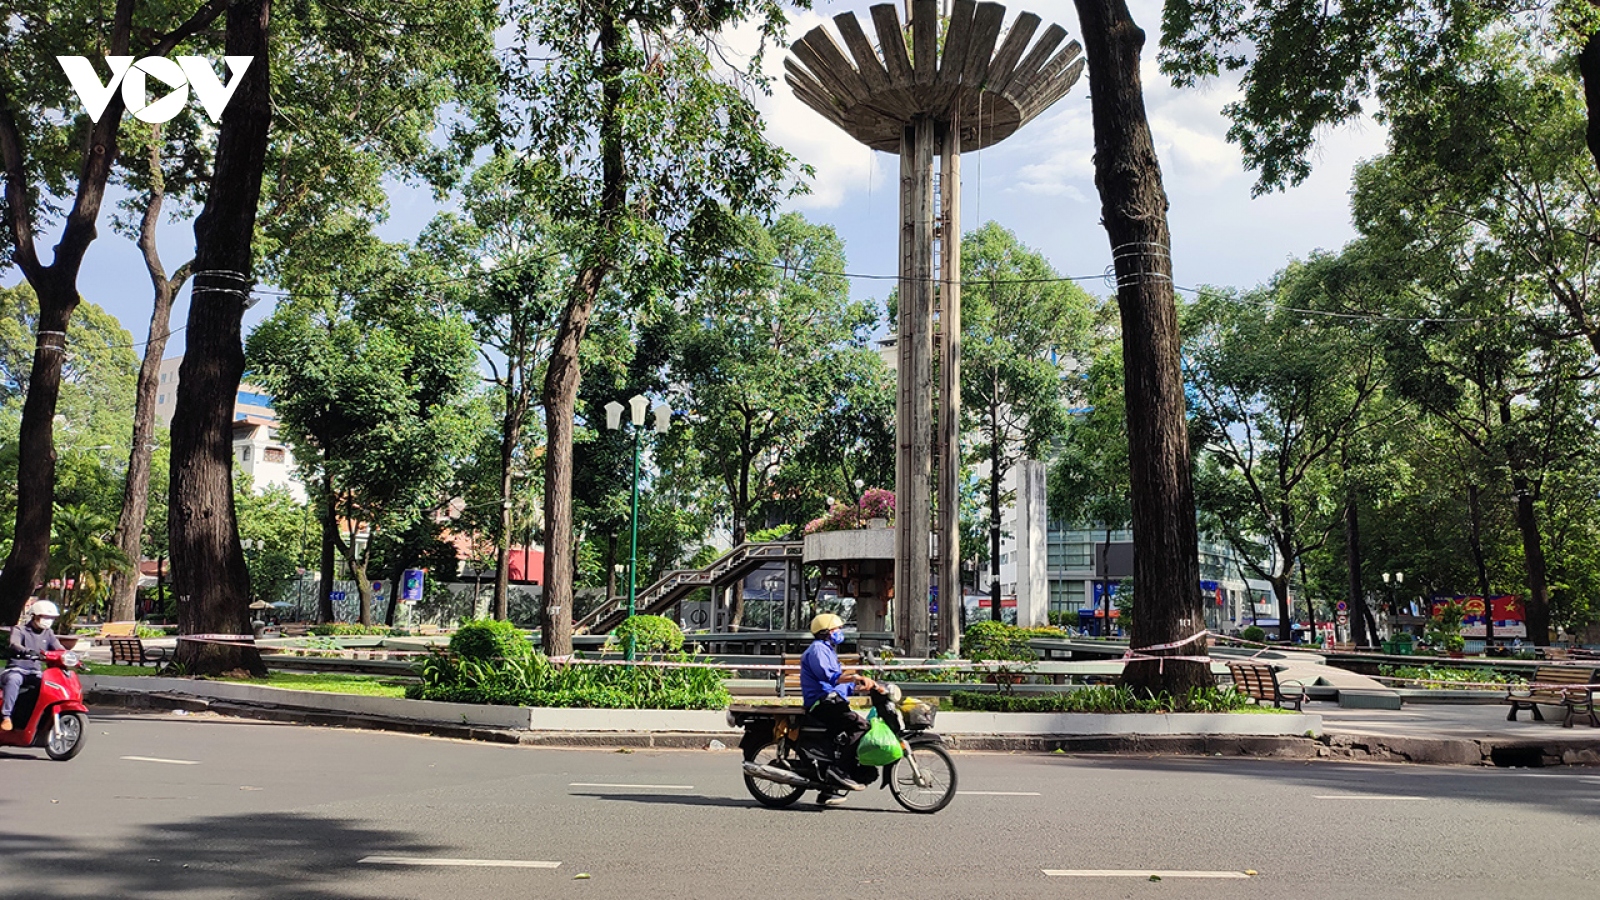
top-left (888, 742), bottom-right (956, 813)
top-left (45, 712), bottom-right (87, 761)
top-left (742, 741), bottom-right (807, 808)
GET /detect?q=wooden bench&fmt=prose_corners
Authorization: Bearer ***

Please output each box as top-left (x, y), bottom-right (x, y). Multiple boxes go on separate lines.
top-left (1505, 665), bottom-right (1599, 728)
top-left (92, 621), bottom-right (139, 646)
top-left (1225, 661), bottom-right (1307, 711)
top-left (108, 637), bottom-right (172, 668)
top-left (777, 653), bottom-right (861, 698)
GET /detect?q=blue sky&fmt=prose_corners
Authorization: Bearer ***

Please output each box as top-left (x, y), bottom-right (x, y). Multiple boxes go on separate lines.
top-left (10, 0), bottom-right (1384, 355)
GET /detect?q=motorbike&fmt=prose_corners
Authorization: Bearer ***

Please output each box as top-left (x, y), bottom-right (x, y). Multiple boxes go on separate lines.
top-left (0, 649), bottom-right (90, 761)
top-left (730, 683), bottom-right (957, 814)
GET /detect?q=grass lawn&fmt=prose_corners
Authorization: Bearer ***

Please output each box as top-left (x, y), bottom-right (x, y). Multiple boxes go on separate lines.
top-left (85, 664), bottom-right (409, 698)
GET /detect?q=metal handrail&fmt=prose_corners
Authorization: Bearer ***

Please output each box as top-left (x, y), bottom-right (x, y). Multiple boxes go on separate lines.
top-left (581, 540), bottom-right (803, 634)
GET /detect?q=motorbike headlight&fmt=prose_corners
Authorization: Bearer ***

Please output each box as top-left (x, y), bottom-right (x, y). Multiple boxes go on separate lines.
top-left (62, 651), bottom-right (80, 667)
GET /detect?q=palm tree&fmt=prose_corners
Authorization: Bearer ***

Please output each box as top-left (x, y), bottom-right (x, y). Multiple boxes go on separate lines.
top-left (48, 504), bottom-right (132, 633)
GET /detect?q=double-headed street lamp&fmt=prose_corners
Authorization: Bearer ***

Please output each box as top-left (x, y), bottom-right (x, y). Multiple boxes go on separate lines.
top-left (604, 395), bottom-right (672, 661)
top-left (1382, 571), bottom-right (1403, 636)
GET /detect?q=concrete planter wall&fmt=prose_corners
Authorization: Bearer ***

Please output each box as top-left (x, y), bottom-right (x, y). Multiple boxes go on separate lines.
top-left (936, 710), bottom-right (1320, 736)
top-left (803, 527), bottom-right (895, 562)
top-left (85, 674), bottom-right (1318, 736)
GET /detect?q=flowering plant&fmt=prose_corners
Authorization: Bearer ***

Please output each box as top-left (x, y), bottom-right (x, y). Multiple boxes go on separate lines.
top-left (858, 488), bottom-right (895, 522)
top-left (803, 489), bottom-right (895, 534)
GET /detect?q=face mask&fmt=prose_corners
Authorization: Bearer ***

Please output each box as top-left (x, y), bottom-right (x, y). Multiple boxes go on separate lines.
top-left (829, 630), bottom-right (844, 647)
top-left (37, 618), bottom-right (56, 629)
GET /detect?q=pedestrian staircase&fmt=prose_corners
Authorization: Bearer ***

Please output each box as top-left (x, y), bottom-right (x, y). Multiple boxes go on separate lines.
top-left (576, 540), bottom-right (803, 635)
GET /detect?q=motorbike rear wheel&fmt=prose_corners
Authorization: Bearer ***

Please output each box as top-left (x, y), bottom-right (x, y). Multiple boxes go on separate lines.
top-left (45, 712), bottom-right (87, 761)
top-left (742, 741), bottom-right (806, 808)
top-left (888, 742), bottom-right (956, 813)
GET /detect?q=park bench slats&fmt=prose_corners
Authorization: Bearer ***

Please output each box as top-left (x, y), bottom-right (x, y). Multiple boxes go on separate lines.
top-left (777, 653), bottom-right (861, 698)
top-left (1504, 665), bottom-right (1599, 728)
top-left (108, 637), bottom-right (171, 668)
top-left (1225, 661), bottom-right (1307, 711)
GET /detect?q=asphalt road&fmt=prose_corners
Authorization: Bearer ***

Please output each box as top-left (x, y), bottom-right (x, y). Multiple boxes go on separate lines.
top-left (1, 710), bottom-right (1595, 900)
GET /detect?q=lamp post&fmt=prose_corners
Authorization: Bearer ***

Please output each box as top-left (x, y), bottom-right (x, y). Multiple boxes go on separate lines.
top-left (764, 574), bottom-right (782, 632)
top-left (604, 394), bottom-right (672, 661)
top-left (1382, 571), bottom-right (1403, 638)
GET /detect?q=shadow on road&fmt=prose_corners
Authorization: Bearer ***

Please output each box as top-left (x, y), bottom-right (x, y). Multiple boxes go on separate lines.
top-left (570, 790), bottom-right (903, 814)
top-left (0, 811), bottom-right (443, 900)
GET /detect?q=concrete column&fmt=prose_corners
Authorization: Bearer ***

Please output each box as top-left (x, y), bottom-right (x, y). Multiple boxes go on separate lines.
top-left (895, 116), bottom-right (935, 657)
top-left (937, 120), bottom-right (962, 654)
top-left (1015, 459), bottom-right (1049, 627)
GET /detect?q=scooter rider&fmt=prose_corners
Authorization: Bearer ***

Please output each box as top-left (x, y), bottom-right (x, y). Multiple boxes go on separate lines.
top-left (800, 613), bottom-right (881, 805)
top-left (3, 599), bottom-right (64, 731)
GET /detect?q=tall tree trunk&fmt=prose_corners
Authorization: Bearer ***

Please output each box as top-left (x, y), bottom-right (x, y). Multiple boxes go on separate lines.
top-left (541, 11), bottom-right (623, 657)
top-left (728, 457), bottom-right (750, 629)
top-left (1273, 510), bottom-right (1296, 642)
top-left (1498, 400), bottom-right (1552, 645)
top-left (110, 130), bottom-right (189, 623)
top-left (170, 0), bottom-right (272, 677)
top-left (1580, 29), bottom-right (1600, 178)
top-left (0, 0), bottom-right (137, 626)
top-left (493, 405), bottom-right (517, 621)
top-left (318, 473), bottom-right (336, 623)
top-left (1344, 480), bottom-right (1378, 646)
top-left (1073, 0), bottom-right (1207, 693)
top-left (330, 520), bottom-right (373, 626)
top-left (1466, 482), bottom-right (1495, 646)
top-left (385, 563), bottom-right (401, 627)
top-left (989, 399), bottom-right (1003, 623)
top-left (1510, 475), bottom-right (1552, 646)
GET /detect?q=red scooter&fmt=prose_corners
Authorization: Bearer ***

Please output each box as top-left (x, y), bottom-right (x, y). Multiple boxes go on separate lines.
top-left (0, 649), bottom-right (89, 761)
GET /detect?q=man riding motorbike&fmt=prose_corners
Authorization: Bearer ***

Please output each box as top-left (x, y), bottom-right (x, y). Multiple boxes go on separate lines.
top-left (3, 599), bottom-right (64, 731)
top-left (799, 612), bottom-right (882, 807)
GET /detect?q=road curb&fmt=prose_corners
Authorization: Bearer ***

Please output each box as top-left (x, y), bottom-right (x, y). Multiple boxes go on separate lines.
top-left (85, 687), bottom-right (1600, 766)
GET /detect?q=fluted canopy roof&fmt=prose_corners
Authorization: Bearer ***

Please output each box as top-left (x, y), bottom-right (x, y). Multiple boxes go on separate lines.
top-left (785, 0), bottom-right (1084, 152)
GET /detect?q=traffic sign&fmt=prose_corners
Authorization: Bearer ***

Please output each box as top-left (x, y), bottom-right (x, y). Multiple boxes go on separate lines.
top-left (1335, 600), bottom-right (1348, 612)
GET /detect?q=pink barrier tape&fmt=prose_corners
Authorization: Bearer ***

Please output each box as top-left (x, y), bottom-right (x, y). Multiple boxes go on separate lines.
top-left (547, 656), bottom-right (1021, 673)
top-left (1121, 630), bottom-right (1213, 674)
top-left (177, 634), bottom-right (256, 645)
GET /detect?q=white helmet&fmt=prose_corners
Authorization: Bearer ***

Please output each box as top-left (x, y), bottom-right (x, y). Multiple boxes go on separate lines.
top-left (29, 599), bottom-right (60, 619)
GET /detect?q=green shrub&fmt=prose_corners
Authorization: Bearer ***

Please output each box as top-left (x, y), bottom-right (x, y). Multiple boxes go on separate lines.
top-left (448, 618), bottom-right (529, 660)
top-left (961, 621), bottom-right (1039, 662)
top-left (611, 615), bottom-right (684, 653)
top-left (408, 647), bottom-right (728, 710)
top-left (1378, 664), bottom-right (1522, 689)
top-left (308, 624), bottom-right (392, 636)
top-left (135, 625), bottom-right (170, 639)
top-left (951, 686), bottom-right (1254, 713)
top-left (1240, 625), bottom-right (1266, 643)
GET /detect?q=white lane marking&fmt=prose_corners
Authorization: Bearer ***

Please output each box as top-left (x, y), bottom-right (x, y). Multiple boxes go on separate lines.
top-left (1044, 870), bottom-right (1252, 879)
top-left (958, 791), bottom-right (1042, 796)
top-left (120, 756), bottom-right (199, 765)
top-left (359, 856), bottom-right (560, 869)
top-left (1314, 794), bottom-right (1427, 800)
top-left (569, 782), bottom-right (693, 790)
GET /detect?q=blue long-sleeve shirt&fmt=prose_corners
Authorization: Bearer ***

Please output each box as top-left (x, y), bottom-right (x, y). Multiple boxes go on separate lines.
top-left (799, 637), bottom-right (852, 710)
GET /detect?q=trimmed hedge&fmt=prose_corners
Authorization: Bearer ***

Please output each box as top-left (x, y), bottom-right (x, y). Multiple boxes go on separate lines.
top-left (449, 618), bottom-right (529, 660)
top-left (951, 686), bottom-right (1255, 714)
top-left (611, 615), bottom-right (684, 653)
top-left (409, 648), bottom-right (728, 710)
top-left (961, 621), bottom-right (1064, 662)
top-left (309, 624), bottom-right (392, 636)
